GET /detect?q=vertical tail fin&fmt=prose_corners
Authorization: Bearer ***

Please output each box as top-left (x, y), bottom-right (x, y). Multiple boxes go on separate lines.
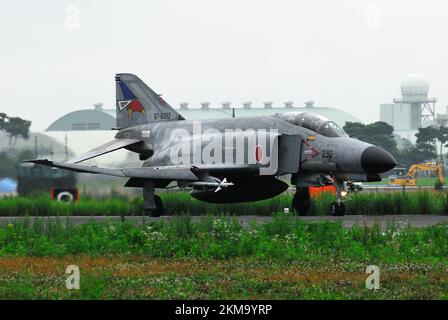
top-left (115, 73), bottom-right (184, 129)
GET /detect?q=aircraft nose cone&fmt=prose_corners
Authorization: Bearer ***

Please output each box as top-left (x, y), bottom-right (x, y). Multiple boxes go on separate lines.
top-left (361, 146), bottom-right (397, 174)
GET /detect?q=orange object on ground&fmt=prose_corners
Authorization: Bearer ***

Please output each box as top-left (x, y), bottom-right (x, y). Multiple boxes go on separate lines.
top-left (309, 185), bottom-right (335, 198)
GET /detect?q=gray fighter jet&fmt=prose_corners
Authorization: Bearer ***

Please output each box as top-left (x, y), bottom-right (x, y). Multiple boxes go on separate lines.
top-left (26, 74), bottom-right (397, 216)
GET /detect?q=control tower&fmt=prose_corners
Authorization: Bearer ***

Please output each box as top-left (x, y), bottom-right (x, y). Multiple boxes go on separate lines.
top-left (380, 74), bottom-right (437, 136)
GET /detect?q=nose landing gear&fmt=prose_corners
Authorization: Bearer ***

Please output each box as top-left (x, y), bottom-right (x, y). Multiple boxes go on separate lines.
top-left (329, 178), bottom-right (346, 216)
top-left (329, 201), bottom-right (345, 216)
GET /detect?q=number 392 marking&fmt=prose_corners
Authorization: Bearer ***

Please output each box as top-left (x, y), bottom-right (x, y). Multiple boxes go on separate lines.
top-left (321, 149), bottom-right (335, 159)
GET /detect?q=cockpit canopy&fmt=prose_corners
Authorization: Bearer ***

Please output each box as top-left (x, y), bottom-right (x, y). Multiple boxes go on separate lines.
top-left (276, 112), bottom-right (347, 138)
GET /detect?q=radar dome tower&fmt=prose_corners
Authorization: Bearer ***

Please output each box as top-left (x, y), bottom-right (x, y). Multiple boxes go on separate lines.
top-left (393, 73), bottom-right (437, 127)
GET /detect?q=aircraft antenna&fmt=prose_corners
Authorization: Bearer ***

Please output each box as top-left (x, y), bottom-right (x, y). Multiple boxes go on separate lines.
top-left (64, 134), bottom-right (69, 161)
top-left (34, 135), bottom-right (38, 158)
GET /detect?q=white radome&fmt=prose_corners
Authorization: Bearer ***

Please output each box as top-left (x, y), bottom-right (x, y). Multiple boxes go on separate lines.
top-left (401, 73), bottom-right (429, 96)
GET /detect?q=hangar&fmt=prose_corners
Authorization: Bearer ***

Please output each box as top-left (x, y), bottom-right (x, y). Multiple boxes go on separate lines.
top-left (46, 101), bottom-right (361, 132)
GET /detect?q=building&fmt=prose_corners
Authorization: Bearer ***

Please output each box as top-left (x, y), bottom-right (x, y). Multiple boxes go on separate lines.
top-left (46, 103), bottom-right (115, 131)
top-left (44, 103), bottom-right (117, 164)
top-left (380, 73), bottom-right (437, 142)
top-left (46, 101), bottom-right (360, 131)
top-left (436, 108), bottom-right (448, 126)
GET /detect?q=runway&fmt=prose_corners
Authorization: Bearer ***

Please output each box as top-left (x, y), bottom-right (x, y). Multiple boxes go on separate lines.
top-left (0, 215), bottom-right (447, 229)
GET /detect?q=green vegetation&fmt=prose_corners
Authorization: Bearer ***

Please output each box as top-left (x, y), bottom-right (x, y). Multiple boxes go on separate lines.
top-left (0, 216), bottom-right (447, 299)
top-left (0, 256), bottom-right (447, 299)
top-left (0, 113), bottom-right (31, 148)
top-left (0, 215), bottom-right (447, 261)
top-left (1, 190), bottom-right (448, 216)
top-left (344, 121), bottom-right (397, 155)
top-left (342, 120), bottom-right (448, 169)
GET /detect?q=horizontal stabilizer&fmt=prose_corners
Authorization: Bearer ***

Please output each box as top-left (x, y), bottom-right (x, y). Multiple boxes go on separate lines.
top-left (25, 159), bottom-right (126, 177)
top-left (67, 138), bottom-right (142, 164)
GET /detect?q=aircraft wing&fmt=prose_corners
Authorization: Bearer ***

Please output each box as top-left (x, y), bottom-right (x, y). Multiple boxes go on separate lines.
top-left (25, 159), bottom-right (256, 181)
top-left (67, 138), bottom-right (142, 164)
top-left (25, 159), bottom-right (200, 180)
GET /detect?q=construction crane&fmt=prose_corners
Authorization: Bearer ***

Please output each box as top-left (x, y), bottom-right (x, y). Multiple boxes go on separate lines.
top-left (389, 162), bottom-right (445, 186)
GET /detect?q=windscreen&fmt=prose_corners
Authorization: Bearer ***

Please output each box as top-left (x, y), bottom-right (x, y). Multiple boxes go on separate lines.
top-left (317, 121), bottom-right (347, 137)
top-left (277, 112), bottom-right (347, 137)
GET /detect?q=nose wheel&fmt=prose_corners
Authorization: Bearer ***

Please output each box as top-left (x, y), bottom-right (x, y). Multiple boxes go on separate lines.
top-left (329, 202), bottom-right (345, 216)
top-left (329, 178), bottom-right (346, 216)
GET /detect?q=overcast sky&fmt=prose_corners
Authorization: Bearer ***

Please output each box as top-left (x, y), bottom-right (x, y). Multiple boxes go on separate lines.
top-left (1, 0), bottom-right (447, 131)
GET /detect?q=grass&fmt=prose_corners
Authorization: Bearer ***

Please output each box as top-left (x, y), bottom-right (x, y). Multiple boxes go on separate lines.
top-left (1, 190), bottom-right (448, 216)
top-left (0, 215), bottom-right (447, 299)
top-left (1, 256), bottom-right (447, 299)
top-left (1, 214), bottom-right (448, 262)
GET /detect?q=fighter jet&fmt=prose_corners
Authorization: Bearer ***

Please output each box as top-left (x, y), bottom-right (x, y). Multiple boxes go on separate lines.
top-left (26, 74), bottom-right (397, 216)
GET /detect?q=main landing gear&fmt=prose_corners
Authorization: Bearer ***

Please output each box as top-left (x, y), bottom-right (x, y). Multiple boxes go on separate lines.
top-left (292, 187), bottom-right (311, 216)
top-left (143, 181), bottom-right (165, 217)
top-left (146, 195), bottom-right (165, 217)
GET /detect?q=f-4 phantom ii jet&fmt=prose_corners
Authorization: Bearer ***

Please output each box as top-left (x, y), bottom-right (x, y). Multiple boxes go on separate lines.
top-left (27, 74), bottom-right (397, 216)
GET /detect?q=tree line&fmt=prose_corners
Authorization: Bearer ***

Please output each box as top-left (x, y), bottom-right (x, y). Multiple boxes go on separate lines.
top-left (0, 113), bottom-right (31, 148)
top-left (343, 121), bottom-right (446, 168)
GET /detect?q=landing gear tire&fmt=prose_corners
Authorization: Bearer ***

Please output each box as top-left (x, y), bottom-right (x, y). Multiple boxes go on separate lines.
top-left (146, 195), bottom-right (165, 217)
top-left (329, 202), bottom-right (345, 216)
top-left (293, 187), bottom-right (311, 216)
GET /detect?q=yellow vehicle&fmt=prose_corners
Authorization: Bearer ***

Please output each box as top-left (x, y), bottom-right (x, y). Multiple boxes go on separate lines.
top-left (388, 162), bottom-right (445, 186)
